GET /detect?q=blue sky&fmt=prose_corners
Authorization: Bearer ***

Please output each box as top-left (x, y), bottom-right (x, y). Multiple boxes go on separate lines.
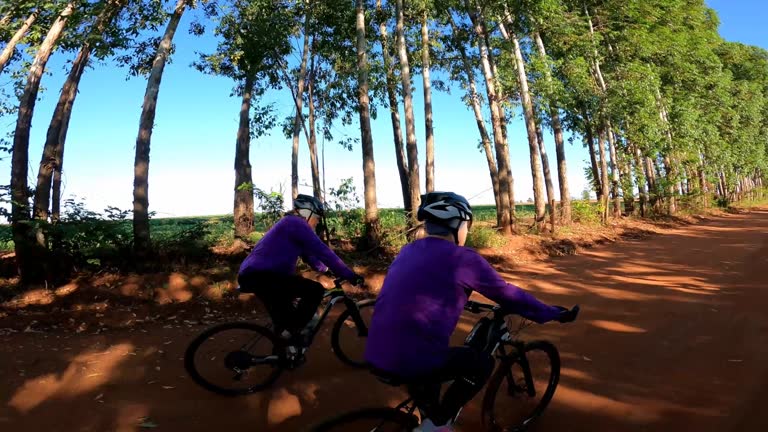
top-left (1, 0), bottom-right (766, 217)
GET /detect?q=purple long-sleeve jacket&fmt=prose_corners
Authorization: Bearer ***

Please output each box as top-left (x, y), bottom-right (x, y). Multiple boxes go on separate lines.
top-left (365, 237), bottom-right (561, 376)
top-left (239, 215), bottom-right (357, 281)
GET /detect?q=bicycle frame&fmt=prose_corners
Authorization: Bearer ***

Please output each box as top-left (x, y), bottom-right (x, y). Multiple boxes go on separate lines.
top-left (302, 288), bottom-right (366, 345)
top-left (384, 302), bottom-right (540, 419)
top-left (469, 302), bottom-right (539, 398)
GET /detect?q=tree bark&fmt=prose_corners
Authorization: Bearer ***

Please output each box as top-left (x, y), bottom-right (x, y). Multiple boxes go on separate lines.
top-left (34, 0), bottom-right (126, 224)
top-left (234, 73), bottom-right (255, 240)
top-left (633, 144), bottom-right (648, 216)
top-left (583, 115), bottom-right (602, 197)
top-left (597, 128), bottom-right (610, 222)
top-left (534, 31), bottom-right (570, 222)
top-left (375, 0), bottom-right (409, 212)
top-left (395, 0), bottom-right (420, 223)
top-left (465, 2), bottom-right (512, 234)
top-left (448, 14), bottom-right (500, 213)
top-left (0, 10), bottom-right (37, 74)
top-left (481, 17), bottom-right (514, 224)
top-left (356, 0), bottom-right (380, 246)
top-left (132, 0), bottom-right (187, 257)
top-left (503, 23), bottom-right (546, 229)
top-left (291, 7), bottom-right (312, 200)
top-left (307, 64), bottom-right (322, 200)
top-left (655, 87), bottom-right (677, 215)
top-left (663, 155), bottom-right (677, 214)
top-left (534, 104), bottom-right (555, 218)
top-left (11, 1), bottom-right (75, 283)
top-left (606, 125), bottom-right (621, 218)
top-left (421, 11), bottom-right (434, 193)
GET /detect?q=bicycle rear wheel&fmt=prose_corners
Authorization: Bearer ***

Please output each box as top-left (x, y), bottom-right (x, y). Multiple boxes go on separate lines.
top-left (184, 322), bottom-right (284, 396)
top-left (331, 299), bottom-right (376, 368)
top-left (482, 340), bottom-right (560, 431)
top-left (310, 407), bottom-right (418, 432)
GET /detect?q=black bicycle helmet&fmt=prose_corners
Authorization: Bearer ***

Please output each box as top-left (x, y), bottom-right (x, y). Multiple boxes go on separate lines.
top-left (417, 192), bottom-right (473, 240)
top-left (294, 194), bottom-right (325, 219)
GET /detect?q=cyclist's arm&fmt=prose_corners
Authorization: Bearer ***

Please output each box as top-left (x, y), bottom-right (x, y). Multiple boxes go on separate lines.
top-left (459, 250), bottom-right (561, 324)
top-left (302, 254), bottom-right (329, 273)
top-left (290, 218), bottom-right (357, 281)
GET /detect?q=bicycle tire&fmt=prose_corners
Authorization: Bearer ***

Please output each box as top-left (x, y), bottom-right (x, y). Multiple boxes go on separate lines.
top-left (184, 322), bottom-right (284, 396)
top-left (482, 340), bottom-right (561, 431)
top-left (310, 407), bottom-right (418, 432)
top-left (330, 299), bottom-right (376, 368)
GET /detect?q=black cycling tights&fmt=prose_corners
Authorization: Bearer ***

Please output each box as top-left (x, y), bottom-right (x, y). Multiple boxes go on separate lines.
top-left (238, 271), bottom-right (325, 334)
top-left (410, 346), bottom-right (495, 426)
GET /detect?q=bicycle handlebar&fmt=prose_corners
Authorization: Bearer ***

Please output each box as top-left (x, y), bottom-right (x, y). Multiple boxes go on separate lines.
top-left (464, 300), bottom-right (580, 324)
top-left (464, 300), bottom-right (498, 314)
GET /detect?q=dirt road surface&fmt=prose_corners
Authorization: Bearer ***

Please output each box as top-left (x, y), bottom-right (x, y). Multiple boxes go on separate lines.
top-left (2, 209), bottom-right (767, 432)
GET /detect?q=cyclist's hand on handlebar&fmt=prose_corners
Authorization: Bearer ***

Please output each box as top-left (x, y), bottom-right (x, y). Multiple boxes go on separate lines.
top-left (554, 305), bottom-right (580, 323)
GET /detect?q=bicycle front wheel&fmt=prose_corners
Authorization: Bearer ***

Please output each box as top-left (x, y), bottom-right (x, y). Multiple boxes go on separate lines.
top-left (331, 299), bottom-right (375, 368)
top-left (310, 407), bottom-right (418, 432)
top-left (482, 340), bottom-right (561, 431)
top-left (184, 322), bottom-right (284, 396)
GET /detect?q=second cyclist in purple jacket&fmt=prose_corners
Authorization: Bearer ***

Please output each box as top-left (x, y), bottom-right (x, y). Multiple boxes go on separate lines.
top-left (365, 192), bottom-right (577, 432)
top-left (238, 194), bottom-right (362, 344)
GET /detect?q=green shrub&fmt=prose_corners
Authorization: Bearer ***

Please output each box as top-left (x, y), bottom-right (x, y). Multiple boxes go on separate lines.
top-left (571, 200), bottom-right (602, 224)
top-left (466, 225), bottom-right (506, 248)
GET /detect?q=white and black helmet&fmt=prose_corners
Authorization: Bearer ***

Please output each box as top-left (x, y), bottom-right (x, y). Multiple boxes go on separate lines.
top-left (294, 194), bottom-right (325, 219)
top-left (417, 191), bottom-right (473, 230)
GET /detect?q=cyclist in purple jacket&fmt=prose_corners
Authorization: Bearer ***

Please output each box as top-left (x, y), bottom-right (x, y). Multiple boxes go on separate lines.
top-left (365, 192), bottom-right (575, 432)
top-left (239, 194), bottom-right (361, 344)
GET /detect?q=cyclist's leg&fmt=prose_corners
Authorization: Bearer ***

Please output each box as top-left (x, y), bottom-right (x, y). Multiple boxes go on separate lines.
top-left (238, 271), bottom-right (295, 333)
top-left (431, 347), bottom-right (495, 425)
top-left (285, 275), bottom-right (325, 333)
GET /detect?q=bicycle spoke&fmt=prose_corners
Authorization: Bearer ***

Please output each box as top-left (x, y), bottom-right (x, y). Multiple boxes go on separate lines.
top-left (241, 334), bottom-right (264, 352)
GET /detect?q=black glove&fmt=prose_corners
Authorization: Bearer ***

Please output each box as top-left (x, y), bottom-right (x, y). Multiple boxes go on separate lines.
top-left (554, 305), bottom-right (579, 323)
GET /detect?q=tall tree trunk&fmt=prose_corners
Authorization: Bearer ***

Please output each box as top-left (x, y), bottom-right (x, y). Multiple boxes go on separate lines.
top-left (698, 158), bottom-right (708, 208)
top-left (534, 105), bottom-right (555, 217)
top-left (597, 129), bottom-right (610, 222)
top-left (51, 157), bottom-right (63, 222)
top-left (395, 0), bottom-right (420, 223)
top-left (633, 144), bottom-right (648, 216)
top-left (0, 10), bottom-right (38, 74)
top-left (620, 149), bottom-right (634, 215)
top-left (480, 18), bottom-right (514, 224)
top-left (34, 0), bottom-right (126, 224)
top-left (644, 156), bottom-right (656, 204)
top-left (583, 115), bottom-right (602, 197)
top-left (465, 3), bottom-right (512, 234)
top-left (480, 30), bottom-right (517, 224)
top-left (307, 67), bottom-right (322, 200)
top-left (606, 125), bottom-right (621, 217)
top-left (356, 0), bottom-right (379, 246)
top-left (503, 23), bottom-right (546, 229)
top-left (421, 11), bottom-right (434, 193)
top-left (375, 0), bottom-right (409, 212)
top-left (655, 87), bottom-right (677, 215)
top-left (291, 9), bottom-right (312, 200)
top-left (534, 31), bottom-right (570, 222)
top-left (234, 73), bottom-right (255, 240)
top-left (132, 0), bottom-right (187, 257)
top-left (448, 14), bottom-right (500, 212)
top-left (662, 155), bottom-right (677, 214)
top-left (10, 1), bottom-right (75, 283)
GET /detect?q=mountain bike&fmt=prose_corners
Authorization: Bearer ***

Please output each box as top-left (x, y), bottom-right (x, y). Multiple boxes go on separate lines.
top-left (184, 278), bottom-right (375, 396)
top-left (310, 300), bottom-right (579, 431)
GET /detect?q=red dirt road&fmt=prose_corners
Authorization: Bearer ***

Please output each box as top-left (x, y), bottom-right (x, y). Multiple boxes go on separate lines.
top-left (2, 209), bottom-right (767, 432)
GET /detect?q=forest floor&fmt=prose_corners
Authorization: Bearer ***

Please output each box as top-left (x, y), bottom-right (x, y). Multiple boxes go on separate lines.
top-left (1, 207), bottom-right (767, 431)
